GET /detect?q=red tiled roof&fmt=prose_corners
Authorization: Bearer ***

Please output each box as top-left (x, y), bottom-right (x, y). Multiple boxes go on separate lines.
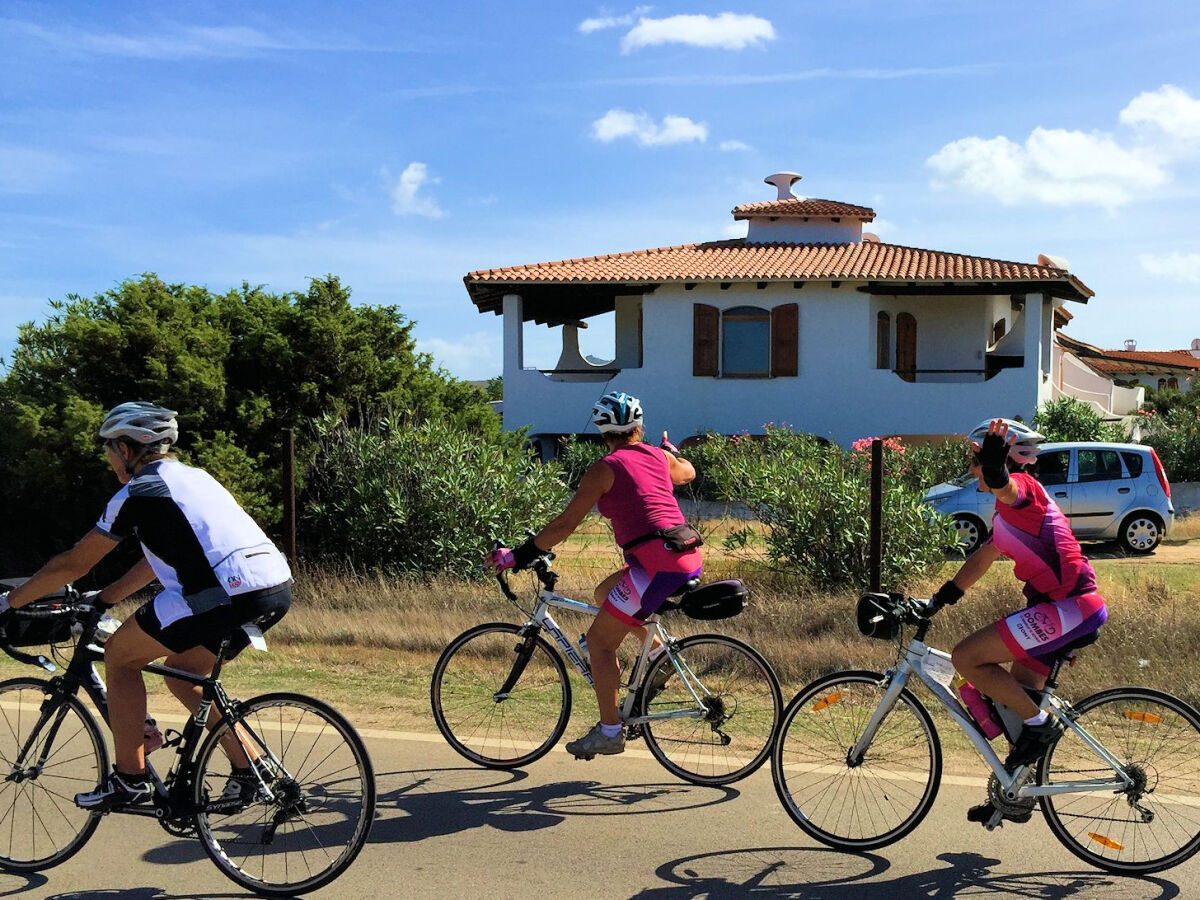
top-left (465, 239), bottom-right (1092, 298)
top-left (1092, 349), bottom-right (1200, 372)
top-left (731, 198), bottom-right (876, 221)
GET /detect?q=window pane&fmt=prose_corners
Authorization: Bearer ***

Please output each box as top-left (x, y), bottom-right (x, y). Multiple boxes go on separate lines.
top-left (1121, 451), bottom-right (1143, 478)
top-left (1036, 450), bottom-right (1070, 486)
top-left (1077, 449), bottom-right (1123, 483)
top-left (723, 317), bottom-right (770, 375)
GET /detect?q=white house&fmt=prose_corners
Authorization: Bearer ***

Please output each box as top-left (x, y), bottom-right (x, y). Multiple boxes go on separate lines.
top-left (1052, 331), bottom-right (1145, 418)
top-left (1058, 336), bottom-right (1200, 396)
top-left (465, 173), bottom-right (1095, 451)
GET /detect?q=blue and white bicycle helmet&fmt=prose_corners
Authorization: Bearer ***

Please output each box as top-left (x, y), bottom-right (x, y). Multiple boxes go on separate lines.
top-left (592, 391), bottom-right (643, 435)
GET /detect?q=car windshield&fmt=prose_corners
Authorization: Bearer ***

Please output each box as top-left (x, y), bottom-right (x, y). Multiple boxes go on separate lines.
top-left (949, 470), bottom-right (976, 487)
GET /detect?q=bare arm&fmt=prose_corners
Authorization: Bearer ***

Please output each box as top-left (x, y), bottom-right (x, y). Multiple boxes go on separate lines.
top-left (948, 541), bottom-right (1001, 592)
top-left (6, 530), bottom-right (120, 609)
top-left (983, 480), bottom-right (1018, 506)
top-left (534, 459), bottom-right (614, 550)
top-left (665, 448), bottom-right (696, 485)
top-left (97, 557), bottom-right (157, 607)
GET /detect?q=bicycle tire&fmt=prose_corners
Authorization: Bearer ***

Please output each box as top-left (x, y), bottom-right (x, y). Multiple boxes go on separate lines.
top-left (1039, 686), bottom-right (1200, 874)
top-left (0, 677), bottom-right (108, 872)
top-left (772, 670), bottom-right (942, 850)
top-left (639, 634), bottom-right (782, 785)
top-left (193, 692), bottom-right (376, 896)
top-left (431, 622), bottom-right (572, 769)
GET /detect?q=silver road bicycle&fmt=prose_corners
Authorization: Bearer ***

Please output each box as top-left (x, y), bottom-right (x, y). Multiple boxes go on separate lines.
top-left (772, 593), bottom-right (1200, 875)
top-left (431, 550), bottom-right (782, 785)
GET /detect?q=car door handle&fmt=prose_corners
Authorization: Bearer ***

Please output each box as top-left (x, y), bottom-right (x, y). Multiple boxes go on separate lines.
top-left (1118, 487), bottom-right (1131, 493)
top-left (1054, 492), bottom-right (1068, 498)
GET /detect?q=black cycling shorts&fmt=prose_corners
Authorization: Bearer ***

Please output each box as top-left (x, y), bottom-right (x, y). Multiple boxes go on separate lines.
top-left (135, 582), bottom-right (292, 658)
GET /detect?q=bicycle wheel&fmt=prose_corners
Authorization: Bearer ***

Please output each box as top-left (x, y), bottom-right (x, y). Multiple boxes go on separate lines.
top-left (772, 670), bottom-right (941, 850)
top-left (1039, 686), bottom-right (1200, 874)
top-left (193, 692), bottom-right (375, 896)
top-left (639, 634), bottom-right (782, 785)
top-left (0, 678), bottom-right (107, 872)
top-left (431, 622), bottom-right (572, 769)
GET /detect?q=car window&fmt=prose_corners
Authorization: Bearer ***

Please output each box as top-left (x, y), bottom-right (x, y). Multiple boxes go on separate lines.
top-left (1077, 449), bottom-right (1123, 483)
top-left (1035, 450), bottom-right (1070, 486)
top-left (1120, 451), bottom-right (1144, 478)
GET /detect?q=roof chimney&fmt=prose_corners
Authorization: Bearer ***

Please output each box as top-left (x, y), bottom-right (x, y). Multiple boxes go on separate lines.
top-left (1191, 338), bottom-right (1200, 358)
top-left (1124, 339), bottom-right (1137, 351)
top-left (764, 172), bottom-right (802, 201)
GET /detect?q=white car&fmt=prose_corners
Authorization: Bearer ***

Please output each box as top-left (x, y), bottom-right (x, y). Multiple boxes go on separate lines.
top-left (924, 442), bottom-right (1175, 555)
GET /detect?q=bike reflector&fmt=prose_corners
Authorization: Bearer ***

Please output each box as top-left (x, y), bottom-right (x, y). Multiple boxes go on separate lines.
top-left (1124, 710), bottom-right (1164, 724)
top-left (1088, 833), bottom-right (1125, 851)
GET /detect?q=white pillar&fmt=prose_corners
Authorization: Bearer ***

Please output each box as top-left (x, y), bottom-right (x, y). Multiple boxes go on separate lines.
top-left (614, 296), bottom-right (642, 368)
top-left (502, 294), bottom-right (523, 376)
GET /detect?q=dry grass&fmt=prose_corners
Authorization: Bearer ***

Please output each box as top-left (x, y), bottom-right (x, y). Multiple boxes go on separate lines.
top-left (2, 517), bottom-right (1197, 738)
top-left (1168, 511), bottom-right (1200, 543)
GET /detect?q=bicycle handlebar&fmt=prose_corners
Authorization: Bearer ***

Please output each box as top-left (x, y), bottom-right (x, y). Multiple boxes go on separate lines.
top-left (0, 584), bottom-right (105, 673)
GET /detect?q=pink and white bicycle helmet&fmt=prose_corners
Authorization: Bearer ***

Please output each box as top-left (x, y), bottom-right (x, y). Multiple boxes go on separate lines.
top-left (967, 418), bottom-right (1044, 466)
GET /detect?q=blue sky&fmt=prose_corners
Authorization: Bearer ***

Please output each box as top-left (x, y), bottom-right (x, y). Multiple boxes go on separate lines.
top-left (2, 1), bottom-right (1198, 380)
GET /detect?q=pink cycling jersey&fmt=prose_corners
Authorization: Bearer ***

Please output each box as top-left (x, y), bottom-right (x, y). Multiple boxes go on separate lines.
top-left (987, 472), bottom-right (1097, 605)
top-left (596, 443), bottom-right (684, 547)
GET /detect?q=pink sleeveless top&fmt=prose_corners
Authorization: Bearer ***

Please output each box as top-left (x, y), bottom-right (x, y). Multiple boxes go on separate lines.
top-left (595, 443), bottom-right (685, 547)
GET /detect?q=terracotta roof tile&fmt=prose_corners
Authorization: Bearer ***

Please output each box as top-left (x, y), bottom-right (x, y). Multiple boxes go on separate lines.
top-left (731, 198), bottom-right (876, 221)
top-left (466, 239), bottom-right (1092, 299)
top-left (1093, 349), bottom-right (1200, 371)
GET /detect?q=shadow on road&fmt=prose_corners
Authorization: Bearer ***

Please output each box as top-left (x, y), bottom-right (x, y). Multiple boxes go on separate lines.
top-left (634, 848), bottom-right (1181, 898)
top-left (369, 765), bottom-right (738, 843)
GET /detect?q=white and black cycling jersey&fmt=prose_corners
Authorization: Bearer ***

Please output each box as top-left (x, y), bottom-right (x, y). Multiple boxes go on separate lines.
top-left (95, 458), bottom-right (291, 627)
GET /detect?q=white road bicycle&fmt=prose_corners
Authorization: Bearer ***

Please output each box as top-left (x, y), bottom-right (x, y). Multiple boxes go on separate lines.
top-left (772, 592), bottom-right (1200, 875)
top-left (431, 550), bottom-right (782, 786)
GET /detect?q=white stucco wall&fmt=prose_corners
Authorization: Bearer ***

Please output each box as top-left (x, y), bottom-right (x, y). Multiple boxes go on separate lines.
top-left (745, 219), bottom-right (863, 244)
top-left (501, 284), bottom-right (1045, 447)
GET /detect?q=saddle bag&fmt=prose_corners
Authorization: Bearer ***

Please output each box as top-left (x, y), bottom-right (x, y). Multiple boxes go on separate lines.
top-left (677, 580), bottom-right (748, 621)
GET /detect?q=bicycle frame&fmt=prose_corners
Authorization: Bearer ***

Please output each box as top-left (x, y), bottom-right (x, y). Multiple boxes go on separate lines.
top-left (521, 586), bottom-right (714, 728)
top-left (851, 635), bottom-right (1136, 800)
top-left (3, 617), bottom-right (280, 819)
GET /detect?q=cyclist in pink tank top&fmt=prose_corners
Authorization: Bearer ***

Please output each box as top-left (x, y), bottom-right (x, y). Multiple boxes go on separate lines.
top-left (489, 391), bottom-right (703, 759)
top-left (933, 418), bottom-right (1107, 827)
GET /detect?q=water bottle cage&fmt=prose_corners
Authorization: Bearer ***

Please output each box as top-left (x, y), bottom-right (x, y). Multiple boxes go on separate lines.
top-left (162, 728), bottom-right (185, 749)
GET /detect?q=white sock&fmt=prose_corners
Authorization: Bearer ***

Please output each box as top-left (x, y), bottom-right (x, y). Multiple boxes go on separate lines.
top-left (1024, 710), bottom-right (1049, 727)
top-left (600, 722), bottom-right (623, 738)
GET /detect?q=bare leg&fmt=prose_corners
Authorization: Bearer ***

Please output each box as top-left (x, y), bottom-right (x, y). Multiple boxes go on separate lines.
top-left (586, 610), bottom-right (637, 726)
top-left (102, 620), bottom-right (171, 775)
top-left (952, 626), bottom-right (1041, 719)
top-left (162, 646), bottom-right (254, 768)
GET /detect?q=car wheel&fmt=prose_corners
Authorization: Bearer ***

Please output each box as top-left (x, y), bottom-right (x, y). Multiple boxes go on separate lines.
top-left (952, 515), bottom-right (986, 553)
top-left (1119, 513), bottom-right (1163, 554)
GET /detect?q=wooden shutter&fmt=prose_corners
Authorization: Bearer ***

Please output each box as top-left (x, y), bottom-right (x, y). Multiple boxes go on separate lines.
top-left (876, 312), bottom-right (890, 369)
top-left (693, 304), bottom-right (718, 376)
top-left (770, 303), bottom-right (798, 377)
top-left (896, 312), bottom-right (917, 383)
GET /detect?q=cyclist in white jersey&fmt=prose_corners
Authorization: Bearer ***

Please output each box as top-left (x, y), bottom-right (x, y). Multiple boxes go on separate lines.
top-left (0, 402), bottom-right (292, 810)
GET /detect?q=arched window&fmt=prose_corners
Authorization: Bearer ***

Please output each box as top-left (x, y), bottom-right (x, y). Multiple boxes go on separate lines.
top-left (876, 312), bottom-right (890, 369)
top-left (722, 306), bottom-right (770, 377)
top-left (1158, 378), bottom-right (1167, 390)
top-left (1168, 377), bottom-right (1179, 390)
top-left (991, 317), bottom-right (1006, 346)
top-left (896, 312), bottom-right (917, 383)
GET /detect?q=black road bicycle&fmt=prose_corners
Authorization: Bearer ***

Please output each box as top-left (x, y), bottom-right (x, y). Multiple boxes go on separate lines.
top-left (0, 588), bottom-right (375, 896)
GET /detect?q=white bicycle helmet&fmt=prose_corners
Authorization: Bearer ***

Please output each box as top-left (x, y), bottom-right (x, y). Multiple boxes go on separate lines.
top-left (592, 391), bottom-right (643, 435)
top-left (99, 401), bottom-right (179, 448)
top-left (967, 417), bottom-right (1044, 466)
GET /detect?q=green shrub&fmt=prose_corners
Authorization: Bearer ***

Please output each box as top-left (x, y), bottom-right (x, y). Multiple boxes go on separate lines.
top-left (899, 439), bottom-right (969, 492)
top-left (1140, 407), bottom-right (1200, 482)
top-left (714, 427), bottom-right (956, 589)
top-left (302, 414), bottom-right (568, 577)
top-left (556, 435), bottom-right (607, 490)
top-left (1033, 397), bottom-right (1126, 443)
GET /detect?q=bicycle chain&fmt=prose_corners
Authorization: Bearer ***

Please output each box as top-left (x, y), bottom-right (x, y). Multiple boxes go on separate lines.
top-left (987, 772), bottom-right (1036, 818)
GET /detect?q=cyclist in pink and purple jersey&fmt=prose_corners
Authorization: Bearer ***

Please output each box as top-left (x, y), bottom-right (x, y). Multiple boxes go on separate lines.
top-left (936, 418), bottom-right (1107, 825)
top-left (489, 391), bottom-right (703, 759)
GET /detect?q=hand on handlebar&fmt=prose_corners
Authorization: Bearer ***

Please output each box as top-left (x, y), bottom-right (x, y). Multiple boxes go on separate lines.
top-left (488, 536), bottom-right (551, 575)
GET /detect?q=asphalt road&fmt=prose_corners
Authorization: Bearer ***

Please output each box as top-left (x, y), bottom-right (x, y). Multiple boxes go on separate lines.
top-left (3, 728), bottom-right (1195, 900)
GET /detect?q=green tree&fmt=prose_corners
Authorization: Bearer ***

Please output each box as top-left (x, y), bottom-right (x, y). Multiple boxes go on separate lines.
top-left (1033, 397), bottom-right (1126, 443)
top-left (0, 274), bottom-right (497, 570)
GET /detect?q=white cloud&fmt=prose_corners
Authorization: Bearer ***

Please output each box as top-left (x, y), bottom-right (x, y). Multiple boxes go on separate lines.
top-left (420, 331), bottom-right (502, 380)
top-left (719, 139), bottom-right (752, 152)
top-left (579, 7), bottom-right (652, 34)
top-left (591, 110), bottom-right (707, 147)
top-left (620, 13), bottom-right (774, 53)
top-left (927, 84), bottom-right (1200, 209)
top-left (1139, 251), bottom-right (1200, 284)
top-left (1120, 84), bottom-right (1200, 143)
top-left (388, 162), bottom-right (444, 218)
